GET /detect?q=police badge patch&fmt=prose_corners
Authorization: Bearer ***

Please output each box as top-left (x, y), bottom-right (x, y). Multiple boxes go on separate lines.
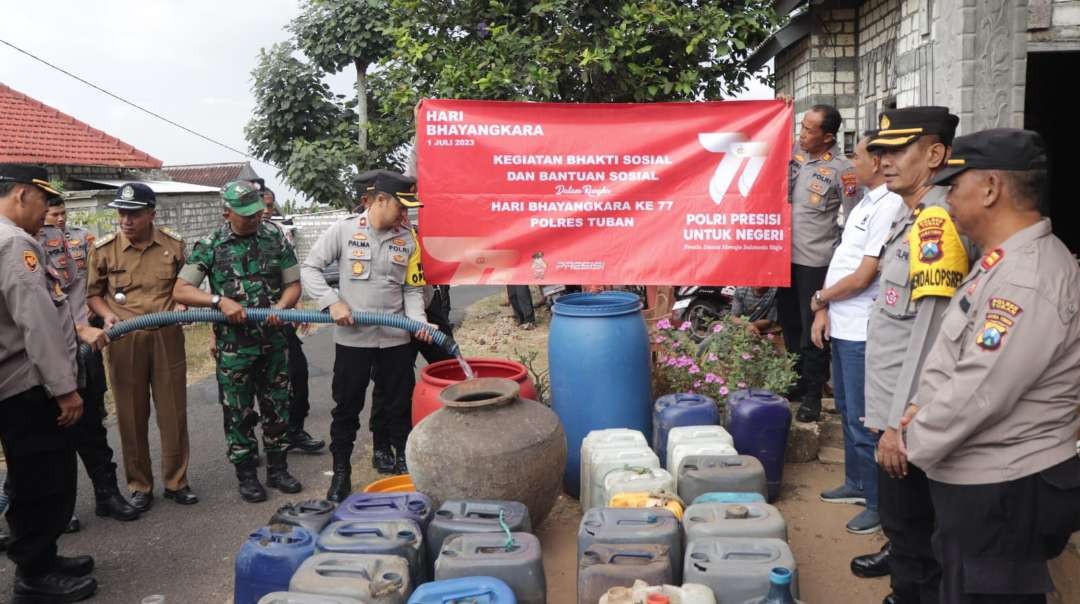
top-left (976, 298), bottom-right (1022, 351)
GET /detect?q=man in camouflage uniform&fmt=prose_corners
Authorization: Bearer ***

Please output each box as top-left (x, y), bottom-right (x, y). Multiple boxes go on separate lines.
top-left (173, 181), bottom-right (303, 503)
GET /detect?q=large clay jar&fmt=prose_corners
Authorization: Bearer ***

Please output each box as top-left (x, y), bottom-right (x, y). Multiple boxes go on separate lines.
top-left (406, 377), bottom-right (567, 526)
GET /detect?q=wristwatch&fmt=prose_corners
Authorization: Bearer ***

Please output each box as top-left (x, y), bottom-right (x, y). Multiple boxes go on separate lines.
top-left (814, 290), bottom-right (826, 307)
top-left (210, 294), bottom-right (221, 310)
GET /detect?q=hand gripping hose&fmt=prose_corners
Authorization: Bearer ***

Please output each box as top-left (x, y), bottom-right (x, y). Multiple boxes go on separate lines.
top-left (77, 308), bottom-right (460, 358)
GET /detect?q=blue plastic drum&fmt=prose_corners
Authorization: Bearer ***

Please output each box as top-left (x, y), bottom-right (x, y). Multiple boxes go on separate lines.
top-left (549, 292), bottom-right (652, 496)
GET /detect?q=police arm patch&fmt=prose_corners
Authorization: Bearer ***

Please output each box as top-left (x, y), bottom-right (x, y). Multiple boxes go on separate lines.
top-left (908, 205), bottom-right (969, 300)
top-left (976, 298), bottom-right (1023, 351)
top-left (23, 250), bottom-right (39, 272)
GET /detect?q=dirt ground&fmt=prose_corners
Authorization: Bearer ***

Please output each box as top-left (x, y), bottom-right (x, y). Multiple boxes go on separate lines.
top-left (536, 462), bottom-right (890, 603)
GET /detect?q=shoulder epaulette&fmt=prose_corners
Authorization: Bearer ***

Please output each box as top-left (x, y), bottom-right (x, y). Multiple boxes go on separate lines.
top-left (159, 226), bottom-right (183, 242)
top-left (94, 233), bottom-right (116, 249)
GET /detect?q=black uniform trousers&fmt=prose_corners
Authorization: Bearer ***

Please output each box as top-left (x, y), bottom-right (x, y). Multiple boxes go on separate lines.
top-left (776, 263), bottom-right (830, 405)
top-left (72, 350), bottom-right (117, 487)
top-left (929, 456), bottom-right (1080, 604)
top-left (507, 285), bottom-right (536, 325)
top-left (880, 463), bottom-right (941, 604)
top-left (284, 326), bottom-right (311, 430)
top-left (0, 386), bottom-right (77, 577)
top-left (330, 343), bottom-right (416, 457)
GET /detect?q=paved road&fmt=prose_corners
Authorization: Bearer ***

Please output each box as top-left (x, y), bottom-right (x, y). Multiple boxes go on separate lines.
top-left (0, 286), bottom-right (502, 603)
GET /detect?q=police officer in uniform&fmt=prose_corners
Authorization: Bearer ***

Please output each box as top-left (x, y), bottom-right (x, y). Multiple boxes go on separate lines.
top-left (857, 107), bottom-right (965, 604)
top-left (174, 180), bottom-right (304, 503)
top-left (87, 183), bottom-right (198, 511)
top-left (903, 129), bottom-right (1080, 603)
top-left (0, 165), bottom-right (99, 602)
top-left (38, 196), bottom-right (139, 528)
top-left (258, 187), bottom-right (325, 453)
top-left (301, 171), bottom-right (435, 500)
top-left (780, 104), bottom-right (860, 422)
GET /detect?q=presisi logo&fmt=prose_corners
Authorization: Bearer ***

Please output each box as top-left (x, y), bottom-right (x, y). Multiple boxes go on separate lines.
top-left (698, 132), bottom-right (771, 204)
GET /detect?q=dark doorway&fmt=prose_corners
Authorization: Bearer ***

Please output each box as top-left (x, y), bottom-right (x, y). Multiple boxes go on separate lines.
top-left (1025, 51), bottom-right (1080, 253)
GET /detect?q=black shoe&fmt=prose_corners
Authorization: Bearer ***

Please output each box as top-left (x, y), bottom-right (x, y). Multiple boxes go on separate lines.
top-left (64, 514), bottom-right (80, 534)
top-left (287, 428), bottom-right (326, 453)
top-left (129, 491), bottom-right (153, 513)
top-left (393, 448), bottom-right (408, 475)
top-left (372, 447), bottom-right (396, 474)
top-left (883, 594), bottom-right (898, 604)
top-left (235, 461), bottom-right (267, 503)
top-left (795, 402), bottom-right (821, 423)
top-left (52, 555), bottom-right (94, 578)
top-left (12, 572), bottom-right (97, 603)
top-left (94, 490), bottom-right (139, 521)
top-left (852, 542), bottom-right (891, 578)
top-left (326, 465), bottom-right (352, 503)
top-left (163, 486), bottom-right (199, 505)
top-left (266, 452), bottom-right (303, 494)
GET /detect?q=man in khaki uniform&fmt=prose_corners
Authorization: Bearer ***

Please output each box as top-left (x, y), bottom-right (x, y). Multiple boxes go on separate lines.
top-left (781, 103), bottom-right (860, 422)
top-left (0, 164), bottom-right (100, 601)
top-left (857, 106), bottom-right (965, 604)
top-left (87, 183), bottom-right (197, 511)
top-left (903, 129), bottom-right (1080, 603)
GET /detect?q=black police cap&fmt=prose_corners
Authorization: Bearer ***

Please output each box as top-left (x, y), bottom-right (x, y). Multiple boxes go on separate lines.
top-left (868, 106), bottom-right (959, 150)
top-left (931, 128), bottom-right (1048, 186)
top-left (108, 182), bottom-right (157, 210)
top-left (369, 171), bottom-right (422, 208)
top-left (0, 164), bottom-right (61, 198)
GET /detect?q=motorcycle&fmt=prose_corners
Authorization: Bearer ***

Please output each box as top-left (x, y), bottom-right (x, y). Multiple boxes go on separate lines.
top-left (671, 286), bottom-right (736, 340)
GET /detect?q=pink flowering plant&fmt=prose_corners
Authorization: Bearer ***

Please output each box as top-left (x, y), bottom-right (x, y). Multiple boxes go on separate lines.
top-left (652, 314), bottom-right (796, 402)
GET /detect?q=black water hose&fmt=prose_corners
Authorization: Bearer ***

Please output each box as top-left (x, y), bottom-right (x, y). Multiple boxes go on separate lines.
top-left (77, 308), bottom-right (460, 358)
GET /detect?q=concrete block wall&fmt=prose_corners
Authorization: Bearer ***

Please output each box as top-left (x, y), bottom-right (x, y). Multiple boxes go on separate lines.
top-left (292, 209), bottom-right (349, 263)
top-left (1028, 0), bottom-right (1080, 47)
top-left (66, 189), bottom-right (222, 252)
top-left (774, 6), bottom-right (859, 151)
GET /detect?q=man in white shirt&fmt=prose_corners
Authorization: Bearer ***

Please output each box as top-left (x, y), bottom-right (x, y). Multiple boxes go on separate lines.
top-left (810, 134), bottom-right (903, 534)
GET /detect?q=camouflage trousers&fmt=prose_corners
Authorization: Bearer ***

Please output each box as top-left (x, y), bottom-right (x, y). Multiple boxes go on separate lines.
top-left (215, 335), bottom-right (291, 465)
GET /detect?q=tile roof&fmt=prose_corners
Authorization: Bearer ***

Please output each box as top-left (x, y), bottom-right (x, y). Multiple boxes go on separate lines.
top-left (161, 162), bottom-right (257, 188)
top-left (0, 82), bottom-right (162, 168)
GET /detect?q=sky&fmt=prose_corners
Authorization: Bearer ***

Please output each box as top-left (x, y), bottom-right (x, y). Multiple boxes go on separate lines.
top-left (0, 1), bottom-right (773, 206)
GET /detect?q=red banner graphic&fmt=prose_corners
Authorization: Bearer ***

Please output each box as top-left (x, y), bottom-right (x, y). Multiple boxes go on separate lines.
top-left (417, 99), bottom-right (792, 286)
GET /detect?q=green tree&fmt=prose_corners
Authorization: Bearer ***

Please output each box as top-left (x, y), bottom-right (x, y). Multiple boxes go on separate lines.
top-left (377, 0), bottom-right (779, 114)
top-left (290, 0), bottom-right (395, 158)
top-left (245, 42), bottom-right (357, 205)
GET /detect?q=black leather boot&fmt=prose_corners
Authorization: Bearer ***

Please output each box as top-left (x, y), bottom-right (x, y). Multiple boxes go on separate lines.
top-left (393, 447), bottom-right (408, 475)
top-left (12, 572), bottom-right (97, 603)
top-left (52, 555), bottom-right (94, 578)
top-left (266, 452), bottom-right (303, 494)
top-left (93, 474), bottom-right (140, 521)
top-left (851, 541), bottom-right (891, 578)
top-left (326, 465), bottom-right (352, 503)
top-left (372, 446), bottom-right (396, 474)
top-left (235, 459), bottom-right (267, 503)
top-left (287, 427), bottom-right (326, 453)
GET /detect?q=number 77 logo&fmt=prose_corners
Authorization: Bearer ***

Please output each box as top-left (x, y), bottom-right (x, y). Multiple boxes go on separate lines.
top-left (698, 133), bottom-right (771, 204)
